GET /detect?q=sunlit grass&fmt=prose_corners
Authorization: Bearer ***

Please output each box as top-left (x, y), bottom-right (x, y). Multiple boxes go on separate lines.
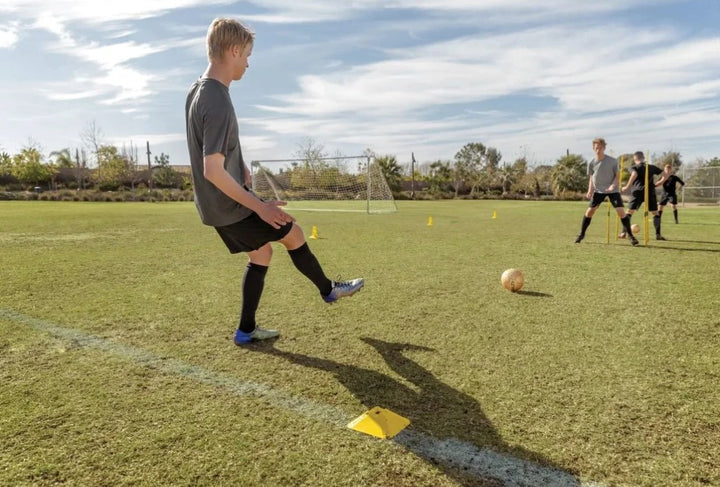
top-left (1, 200), bottom-right (719, 487)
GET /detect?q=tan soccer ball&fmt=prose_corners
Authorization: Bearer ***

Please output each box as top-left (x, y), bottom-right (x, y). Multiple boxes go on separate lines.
top-left (501, 269), bottom-right (524, 292)
top-left (631, 223), bottom-right (640, 233)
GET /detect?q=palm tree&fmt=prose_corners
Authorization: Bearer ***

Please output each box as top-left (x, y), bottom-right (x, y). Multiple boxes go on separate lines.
top-left (49, 148), bottom-right (74, 168)
top-left (375, 155), bottom-right (403, 192)
top-left (0, 151), bottom-right (12, 175)
top-left (551, 154), bottom-right (587, 195)
top-left (498, 164), bottom-right (516, 195)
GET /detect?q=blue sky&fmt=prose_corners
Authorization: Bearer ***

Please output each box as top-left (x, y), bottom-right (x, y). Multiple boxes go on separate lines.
top-left (1, 0), bottom-right (719, 169)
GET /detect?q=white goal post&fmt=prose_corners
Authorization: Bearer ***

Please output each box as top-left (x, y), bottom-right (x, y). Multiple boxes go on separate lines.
top-left (250, 155), bottom-right (398, 213)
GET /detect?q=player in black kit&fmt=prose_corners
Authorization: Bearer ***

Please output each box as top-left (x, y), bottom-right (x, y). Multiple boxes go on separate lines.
top-left (659, 164), bottom-right (685, 224)
top-left (620, 151), bottom-right (668, 240)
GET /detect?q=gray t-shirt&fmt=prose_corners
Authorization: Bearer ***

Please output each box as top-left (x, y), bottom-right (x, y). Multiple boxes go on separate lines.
top-left (185, 78), bottom-right (252, 226)
top-left (587, 155), bottom-right (619, 193)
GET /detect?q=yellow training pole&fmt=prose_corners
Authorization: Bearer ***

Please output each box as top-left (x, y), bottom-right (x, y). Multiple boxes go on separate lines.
top-left (606, 199), bottom-right (611, 244)
top-left (643, 150), bottom-right (650, 245)
top-left (616, 155), bottom-right (624, 240)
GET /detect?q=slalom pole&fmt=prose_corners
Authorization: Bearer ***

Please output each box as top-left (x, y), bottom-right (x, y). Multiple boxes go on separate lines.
top-left (644, 150), bottom-right (650, 245)
top-left (616, 155), bottom-right (624, 240)
top-left (606, 199), bottom-right (611, 244)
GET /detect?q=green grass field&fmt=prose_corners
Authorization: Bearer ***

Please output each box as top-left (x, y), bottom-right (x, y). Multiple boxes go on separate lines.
top-left (1, 200), bottom-right (719, 487)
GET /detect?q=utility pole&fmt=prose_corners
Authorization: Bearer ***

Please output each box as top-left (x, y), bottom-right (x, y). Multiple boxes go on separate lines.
top-left (75, 148), bottom-right (82, 191)
top-left (146, 141), bottom-right (153, 189)
top-left (411, 152), bottom-right (416, 200)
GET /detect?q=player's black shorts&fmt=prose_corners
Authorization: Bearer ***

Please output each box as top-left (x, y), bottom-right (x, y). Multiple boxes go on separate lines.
top-left (214, 212), bottom-right (293, 254)
top-left (660, 192), bottom-right (678, 206)
top-left (628, 189), bottom-right (657, 212)
top-left (589, 192), bottom-right (624, 209)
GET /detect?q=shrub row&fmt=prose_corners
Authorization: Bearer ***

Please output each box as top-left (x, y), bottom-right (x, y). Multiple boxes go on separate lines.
top-left (395, 190), bottom-right (584, 201)
top-left (0, 189), bottom-right (194, 202)
top-left (1, 188), bottom-right (587, 203)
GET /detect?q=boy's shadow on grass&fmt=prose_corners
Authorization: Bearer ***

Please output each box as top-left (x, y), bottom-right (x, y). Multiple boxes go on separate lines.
top-left (249, 338), bottom-right (582, 486)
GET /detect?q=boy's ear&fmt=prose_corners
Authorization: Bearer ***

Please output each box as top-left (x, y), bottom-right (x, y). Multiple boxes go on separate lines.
top-left (224, 44), bottom-right (238, 59)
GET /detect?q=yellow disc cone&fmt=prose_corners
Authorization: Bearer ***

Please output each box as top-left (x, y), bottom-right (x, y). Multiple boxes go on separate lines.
top-left (347, 407), bottom-right (410, 439)
top-left (309, 225), bottom-right (319, 239)
top-left (427, 216), bottom-right (433, 226)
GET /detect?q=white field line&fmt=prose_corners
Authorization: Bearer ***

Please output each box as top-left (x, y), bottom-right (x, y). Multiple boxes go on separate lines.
top-left (1, 309), bottom-right (604, 487)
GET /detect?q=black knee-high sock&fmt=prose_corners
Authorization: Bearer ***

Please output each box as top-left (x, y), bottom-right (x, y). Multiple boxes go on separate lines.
top-left (621, 216), bottom-right (633, 235)
top-left (580, 216), bottom-right (592, 236)
top-left (654, 215), bottom-right (662, 235)
top-left (288, 243), bottom-right (332, 295)
top-left (673, 209), bottom-right (678, 223)
top-left (239, 263), bottom-right (268, 333)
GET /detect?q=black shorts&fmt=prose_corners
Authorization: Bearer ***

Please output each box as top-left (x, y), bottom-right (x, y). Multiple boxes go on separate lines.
top-left (214, 213), bottom-right (293, 254)
top-left (589, 192), bottom-right (624, 209)
top-left (660, 193), bottom-right (677, 206)
top-left (628, 189), bottom-right (657, 212)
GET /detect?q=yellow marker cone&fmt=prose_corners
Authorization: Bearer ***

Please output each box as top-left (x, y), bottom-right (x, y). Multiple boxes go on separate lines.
top-left (347, 407), bottom-right (410, 439)
top-left (492, 211), bottom-right (497, 219)
top-left (427, 216), bottom-right (433, 226)
top-left (309, 225), bottom-right (319, 239)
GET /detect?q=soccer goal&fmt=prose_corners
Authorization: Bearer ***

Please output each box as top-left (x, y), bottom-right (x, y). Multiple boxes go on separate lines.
top-left (250, 155), bottom-right (398, 213)
top-left (681, 164), bottom-right (720, 206)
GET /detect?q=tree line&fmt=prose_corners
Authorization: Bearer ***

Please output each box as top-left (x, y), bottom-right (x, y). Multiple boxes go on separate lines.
top-left (374, 143), bottom-right (720, 200)
top-left (0, 122), bottom-right (188, 192)
top-left (2, 132), bottom-right (719, 200)
top-left (0, 144), bottom-right (188, 192)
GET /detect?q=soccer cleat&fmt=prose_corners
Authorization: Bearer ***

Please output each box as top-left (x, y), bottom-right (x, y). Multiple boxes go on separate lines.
top-left (630, 236), bottom-right (639, 246)
top-left (656, 235), bottom-right (667, 241)
top-left (574, 234), bottom-right (584, 244)
top-left (234, 327), bottom-right (279, 345)
top-left (322, 278), bottom-right (364, 303)
top-left (618, 231), bottom-right (627, 239)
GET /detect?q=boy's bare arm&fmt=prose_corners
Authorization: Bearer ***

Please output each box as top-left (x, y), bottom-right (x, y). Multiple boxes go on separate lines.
top-left (203, 153), bottom-right (293, 228)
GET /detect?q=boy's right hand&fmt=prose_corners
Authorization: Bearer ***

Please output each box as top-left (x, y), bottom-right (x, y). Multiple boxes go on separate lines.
top-left (257, 201), bottom-right (295, 229)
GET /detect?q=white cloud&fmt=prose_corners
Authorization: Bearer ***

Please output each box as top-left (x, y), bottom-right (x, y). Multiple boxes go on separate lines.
top-left (255, 22), bottom-right (720, 122)
top-left (69, 41), bottom-right (166, 69)
top-left (43, 88), bottom-right (108, 101)
top-left (27, 14), bottom-right (200, 106)
top-left (90, 66), bottom-right (159, 105)
top-left (0, 0), bottom-right (234, 24)
top-left (237, 0), bottom-right (683, 24)
top-left (112, 132), bottom-right (186, 146)
top-left (0, 23), bottom-right (19, 48)
top-left (237, 0), bottom-right (685, 26)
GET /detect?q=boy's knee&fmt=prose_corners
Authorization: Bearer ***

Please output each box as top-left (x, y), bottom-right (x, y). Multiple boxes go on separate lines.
top-left (280, 224), bottom-right (306, 249)
top-left (249, 244), bottom-right (273, 265)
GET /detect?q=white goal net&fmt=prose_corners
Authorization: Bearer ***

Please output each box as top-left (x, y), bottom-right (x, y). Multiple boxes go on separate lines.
top-left (250, 155), bottom-right (397, 213)
top-left (681, 164), bottom-right (720, 205)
